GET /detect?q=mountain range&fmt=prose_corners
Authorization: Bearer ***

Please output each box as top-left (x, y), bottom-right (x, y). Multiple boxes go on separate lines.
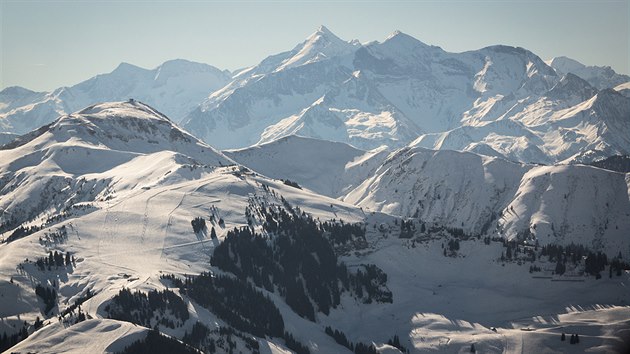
top-left (0, 26), bottom-right (629, 354)
top-left (0, 59), bottom-right (230, 133)
top-left (2, 26), bottom-right (629, 164)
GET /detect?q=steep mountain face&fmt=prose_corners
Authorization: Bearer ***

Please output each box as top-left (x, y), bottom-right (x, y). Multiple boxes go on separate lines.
top-left (180, 27), bottom-right (629, 164)
top-left (0, 60), bottom-right (231, 135)
top-left (343, 145), bottom-right (630, 256)
top-left (183, 29), bottom-right (562, 152)
top-left (615, 82), bottom-right (630, 97)
top-left (547, 56), bottom-right (630, 90)
top-left (589, 155), bottom-right (630, 173)
top-left (411, 86), bottom-right (630, 163)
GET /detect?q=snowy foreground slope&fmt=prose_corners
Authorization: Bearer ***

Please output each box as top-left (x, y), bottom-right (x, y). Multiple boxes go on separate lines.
top-left (0, 59), bottom-right (230, 134)
top-left (0, 103), bottom-right (629, 353)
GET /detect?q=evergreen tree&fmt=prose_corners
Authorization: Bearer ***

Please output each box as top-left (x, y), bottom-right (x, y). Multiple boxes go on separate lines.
top-left (609, 265), bottom-right (613, 278)
top-left (555, 260), bottom-right (565, 275)
top-left (561, 333), bottom-right (566, 341)
top-left (34, 317), bottom-right (43, 329)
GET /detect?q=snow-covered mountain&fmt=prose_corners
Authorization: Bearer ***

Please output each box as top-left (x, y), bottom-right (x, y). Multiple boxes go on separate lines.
top-left (546, 56), bottom-right (630, 90)
top-left (1, 102), bottom-right (629, 354)
top-left (344, 146), bottom-right (630, 256)
top-left (228, 135), bottom-right (630, 256)
top-left (3, 27), bottom-right (627, 165)
top-left (0, 100), bottom-right (232, 233)
top-left (0, 59), bottom-right (231, 135)
top-left (411, 86), bottom-right (630, 163)
top-left (181, 27), bottom-right (629, 165)
top-left (225, 135), bottom-right (388, 198)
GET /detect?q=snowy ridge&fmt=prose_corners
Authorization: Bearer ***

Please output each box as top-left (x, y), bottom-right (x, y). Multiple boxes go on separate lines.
top-left (498, 164), bottom-right (630, 251)
top-left (343, 145), bottom-right (630, 256)
top-left (412, 87), bottom-right (630, 163)
top-left (0, 59), bottom-right (231, 135)
top-left (614, 81), bottom-right (630, 97)
top-left (547, 56), bottom-right (630, 90)
top-left (275, 25), bottom-right (360, 72)
top-left (0, 101), bottom-right (232, 236)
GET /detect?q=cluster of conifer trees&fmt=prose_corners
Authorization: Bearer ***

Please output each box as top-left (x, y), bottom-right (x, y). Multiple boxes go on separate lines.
top-left (321, 220), bottom-right (366, 245)
top-left (5, 224), bottom-right (42, 243)
top-left (35, 250), bottom-right (74, 271)
top-left (105, 288), bottom-right (189, 329)
top-left (281, 179), bottom-right (302, 189)
top-left (117, 330), bottom-right (198, 354)
top-left (178, 272), bottom-right (284, 338)
top-left (498, 239), bottom-right (628, 278)
top-left (38, 226), bottom-right (69, 246)
top-left (541, 243), bottom-right (616, 277)
top-left (35, 284), bottom-right (57, 314)
top-left (211, 203), bottom-right (391, 321)
top-left (284, 332), bottom-right (310, 354)
top-left (182, 321), bottom-right (261, 354)
top-left (560, 332), bottom-right (580, 344)
top-left (324, 326), bottom-right (377, 354)
top-left (191, 216), bottom-right (206, 233)
top-left (386, 334), bottom-right (408, 353)
top-left (0, 323), bottom-right (29, 352)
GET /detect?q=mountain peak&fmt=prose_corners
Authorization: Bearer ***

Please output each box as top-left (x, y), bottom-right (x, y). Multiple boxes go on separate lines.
top-left (274, 26), bottom-right (358, 71)
top-left (155, 59), bottom-right (228, 77)
top-left (114, 61), bottom-right (142, 71)
top-left (547, 73), bottom-right (597, 101)
top-left (110, 62), bottom-right (146, 77)
top-left (316, 25), bottom-right (333, 36)
top-left (382, 29), bottom-right (429, 48)
top-left (306, 25), bottom-right (344, 44)
top-left (50, 100), bottom-right (233, 166)
top-left (547, 56), bottom-right (586, 75)
top-left (386, 29), bottom-right (404, 39)
top-left (76, 100), bottom-right (170, 123)
top-left (0, 86), bottom-right (40, 96)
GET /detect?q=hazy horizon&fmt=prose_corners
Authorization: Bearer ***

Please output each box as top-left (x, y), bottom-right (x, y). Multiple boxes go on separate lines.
top-left (1, 0), bottom-right (628, 92)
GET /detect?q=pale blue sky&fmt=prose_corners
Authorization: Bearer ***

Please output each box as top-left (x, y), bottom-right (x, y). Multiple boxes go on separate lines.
top-left (1, 0), bottom-right (628, 91)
